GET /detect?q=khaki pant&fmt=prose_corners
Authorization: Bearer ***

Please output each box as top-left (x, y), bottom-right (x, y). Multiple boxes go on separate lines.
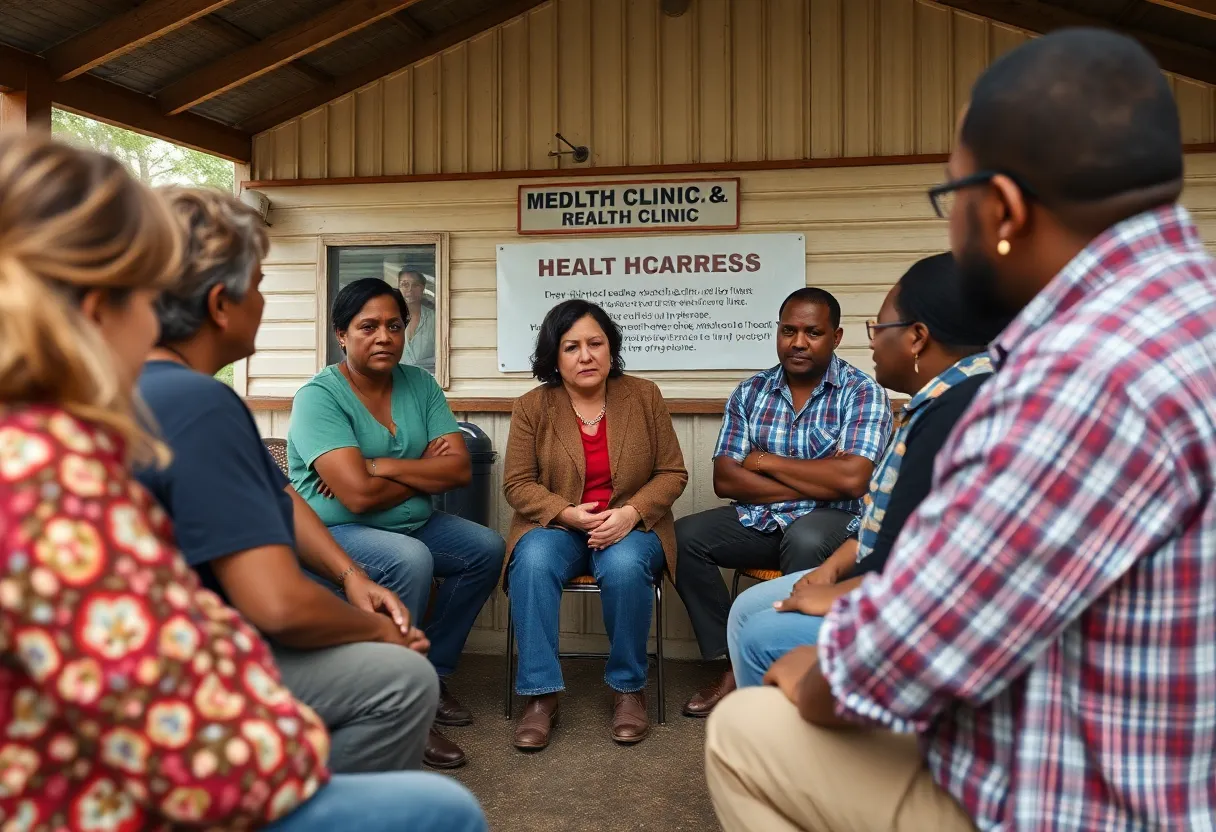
top-left (705, 687), bottom-right (978, 832)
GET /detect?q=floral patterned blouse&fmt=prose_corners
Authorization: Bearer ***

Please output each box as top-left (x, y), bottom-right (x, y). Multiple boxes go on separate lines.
top-left (0, 407), bottom-right (330, 830)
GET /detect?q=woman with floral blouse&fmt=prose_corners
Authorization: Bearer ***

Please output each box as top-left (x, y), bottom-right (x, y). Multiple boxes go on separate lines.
top-left (0, 135), bottom-right (486, 831)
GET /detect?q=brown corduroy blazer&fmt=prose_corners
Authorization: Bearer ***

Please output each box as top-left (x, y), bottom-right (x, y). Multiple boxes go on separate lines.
top-left (502, 374), bottom-right (688, 579)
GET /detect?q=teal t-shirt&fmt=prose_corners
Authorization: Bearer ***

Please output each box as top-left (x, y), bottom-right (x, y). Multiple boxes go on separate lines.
top-left (287, 363), bottom-right (460, 534)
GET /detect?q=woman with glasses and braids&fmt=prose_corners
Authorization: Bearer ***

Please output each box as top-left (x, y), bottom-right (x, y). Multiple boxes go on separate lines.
top-left (726, 252), bottom-right (1012, 690)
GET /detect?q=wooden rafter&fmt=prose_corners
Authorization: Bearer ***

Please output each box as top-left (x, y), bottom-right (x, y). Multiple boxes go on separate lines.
top-left (190, 16), bottom-right (334, 87)
top-left (0, 43), bottom-right (251, 161)
top-left (1144, 0), bottom-right (1216, 22)
top-left (44, 0), bottom-right (240, 82)
top-left (933, 0), bottom-right (1216, 85)
top-left (157, 0), bottom-right (428, 116)
top-left (388, 11), bottom-right (429, 40)
top-left (241, 0), bottom-right (549, 134)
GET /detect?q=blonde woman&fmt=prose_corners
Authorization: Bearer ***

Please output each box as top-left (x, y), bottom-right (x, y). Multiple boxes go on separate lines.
top-left (0, 133), bottom-right (485, 831)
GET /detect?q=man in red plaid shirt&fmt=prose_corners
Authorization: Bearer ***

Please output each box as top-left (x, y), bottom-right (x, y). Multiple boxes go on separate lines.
top-left (706, 28), bottom-right (1216, 832)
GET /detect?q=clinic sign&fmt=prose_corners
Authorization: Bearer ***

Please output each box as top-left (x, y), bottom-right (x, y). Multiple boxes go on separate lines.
top-left (496, 233), bottom-right (805, 372)
top-left (517, 178), bottom-right (740, 235)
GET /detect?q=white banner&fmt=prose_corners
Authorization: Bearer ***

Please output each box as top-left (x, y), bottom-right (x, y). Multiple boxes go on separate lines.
top-left (496, 233), bottom-right (806, 372)
top-left (517, 178), bottom-right (739, 235)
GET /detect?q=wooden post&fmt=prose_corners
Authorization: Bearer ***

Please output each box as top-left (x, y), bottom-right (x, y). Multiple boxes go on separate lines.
top-left (0, 70), bottom-right (53, 134)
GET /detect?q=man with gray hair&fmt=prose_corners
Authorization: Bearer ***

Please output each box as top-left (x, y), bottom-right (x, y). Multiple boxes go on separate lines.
top-left (135, 187), bottom-right (460, 773)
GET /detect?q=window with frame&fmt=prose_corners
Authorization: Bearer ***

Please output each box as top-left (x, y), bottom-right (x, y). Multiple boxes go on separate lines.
top-left (320, 234), bottom-right (449, 387)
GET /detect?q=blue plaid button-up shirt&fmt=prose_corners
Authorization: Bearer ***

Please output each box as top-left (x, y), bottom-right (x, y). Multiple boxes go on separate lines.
top-left (714, 355), bottom-right (891, 531)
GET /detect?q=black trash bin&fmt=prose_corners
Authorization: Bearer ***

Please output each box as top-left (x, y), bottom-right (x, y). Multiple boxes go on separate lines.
top-left (431, 421), bottom-right (497, 527)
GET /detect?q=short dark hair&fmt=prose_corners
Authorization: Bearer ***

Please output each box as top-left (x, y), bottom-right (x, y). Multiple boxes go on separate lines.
top-left (894, 253), bottom-right (1013, 350)
top-left (332, 277), bottom-right (409, 334)
top-left (779, 287), bottom-right (841, 329)
top-left (961, 28), bottom-right (1182, 205)
top-left (531, 299), bottom-right (625, 386)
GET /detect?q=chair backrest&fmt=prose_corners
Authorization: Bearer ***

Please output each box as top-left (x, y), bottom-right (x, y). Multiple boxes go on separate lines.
top-left (263, 437), bottom-right (288, 476)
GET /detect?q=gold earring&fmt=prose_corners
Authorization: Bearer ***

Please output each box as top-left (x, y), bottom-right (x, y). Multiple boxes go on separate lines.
top-left (997, 239), bottom-right (1011, 256)
top-left (914, 352), bottom-right (920, 374)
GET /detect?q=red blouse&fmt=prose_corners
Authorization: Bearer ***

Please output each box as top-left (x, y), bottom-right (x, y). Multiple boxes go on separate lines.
top-left (0, 406), bottom-right (330, 830)
top-left (579, 416), bottom-right (612, 513)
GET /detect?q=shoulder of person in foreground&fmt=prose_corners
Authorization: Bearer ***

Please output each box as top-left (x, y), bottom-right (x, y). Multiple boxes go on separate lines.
top-left (0, 406), bottom-right (329, 828)
top-left (137, 364), bottom-right (293, 567)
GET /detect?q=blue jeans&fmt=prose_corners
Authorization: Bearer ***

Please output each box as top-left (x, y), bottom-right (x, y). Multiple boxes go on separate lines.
top-left (508, 527), bottom-right (664, 695)
top-left (267, 771), bottom-right (487, 831)
top-left (329, 512), bottom-right (505, 677)
top-left (727, 569), bottom-right (825, 688)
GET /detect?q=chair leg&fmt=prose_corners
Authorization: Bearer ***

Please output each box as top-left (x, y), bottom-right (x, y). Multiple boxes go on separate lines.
top-left (654, 580), bottom-right (666, 725)
top-left (730, 569), bottom-right (742, 601)
top-left (503, 595), bottom-right (514, 720)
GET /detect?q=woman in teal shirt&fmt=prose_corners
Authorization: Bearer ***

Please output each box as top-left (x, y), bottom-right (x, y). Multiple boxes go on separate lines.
top-left (288, 278), bottom-right (506, 769)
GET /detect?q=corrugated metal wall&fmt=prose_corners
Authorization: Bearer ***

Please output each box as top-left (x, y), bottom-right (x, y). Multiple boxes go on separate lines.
top-left (248, 158), bottom-right (1216, 400)
top-left (250, 0), bottom-right (1216, 181)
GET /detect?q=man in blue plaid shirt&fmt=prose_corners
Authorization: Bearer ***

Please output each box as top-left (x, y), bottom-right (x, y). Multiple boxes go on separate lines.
top-left (676, 287), bottom-right (891, 717)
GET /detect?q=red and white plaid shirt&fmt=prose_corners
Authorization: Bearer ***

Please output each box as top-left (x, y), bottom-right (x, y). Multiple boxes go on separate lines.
top-left (818, 203), bottom-right (1216, 832)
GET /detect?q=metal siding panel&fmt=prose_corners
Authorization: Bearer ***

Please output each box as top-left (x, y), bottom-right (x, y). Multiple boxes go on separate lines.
top-left (625, 0), bottom-right (661, 165)
top-left (659, 6), bottom-right (697, 163)
top-left (499, 16), bottom-right (530, 172)
top-left (557, 0), bottom-right (594, 169)
top-left (466, 30), bottom-right (500, 173)
top-left (841, 0), bottom-right (876, 157)
top-left (381, 69), bottom-right (413, 176)
top-left (441, 45), bottom-right (469, 173)
top-left (412, 56), bottom-right (441, 175)
top-left (591, 0), bottom-right (629, 167)
top-left (355, 84), bottom-right (384, 178)
top-left (766, 0), bottom-right (807, 161)
top-left (527, 2), bottom-right (558, 170)
top-left (729, 0), bottom-right (766, 162)
top-left (698, 0), bottom-right (733, 164)
top-left (914, 0), bottom-right (953, 155)
top-left (809, 0), bottom-right (844, 158)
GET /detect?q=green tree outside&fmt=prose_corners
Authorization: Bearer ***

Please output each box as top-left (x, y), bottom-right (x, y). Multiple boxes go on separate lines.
top-left (52, 110), bottom-right (237, 386)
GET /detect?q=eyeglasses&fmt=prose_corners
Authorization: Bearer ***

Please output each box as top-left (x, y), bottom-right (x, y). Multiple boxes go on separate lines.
top-left (927, 170), bottom-right (1038, 219)
top-left (866, 319), bottom-right (914, 340)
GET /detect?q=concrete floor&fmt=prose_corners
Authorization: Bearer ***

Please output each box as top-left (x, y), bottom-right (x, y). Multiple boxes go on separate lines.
top-left (440, 654), bottom-right (726, 832)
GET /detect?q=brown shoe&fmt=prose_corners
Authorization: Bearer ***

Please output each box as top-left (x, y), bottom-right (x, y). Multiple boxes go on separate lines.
top-left (423, 725), bottom-right (467, 769)
top-left (436, 681), bottom-right (472, 727)
top-left (683, 668), bottom-right (736, 717)
top-left (612, 691), bottom-right (650, 744)
top-left (513, 694), bottom-right (559, 750)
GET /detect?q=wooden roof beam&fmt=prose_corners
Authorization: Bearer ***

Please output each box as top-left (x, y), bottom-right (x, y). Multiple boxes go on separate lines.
top-left (190, 16), bottom-right (334, 87)
top-left (0, 43), bottom-right (251, 161)
top-left (44, 0), bottom-right (240, 82)
top-left (1144, 0), bottom-right (1216, 22)
top-left (933, 0), bottom-right (1216, 85)
top-left (241, 0), bottom-right (549, 134)
top-left (157, 0), bottom-right (428, 116)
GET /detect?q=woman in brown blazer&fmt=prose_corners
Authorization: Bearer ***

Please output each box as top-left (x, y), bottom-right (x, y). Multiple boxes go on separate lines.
top-left (503, 299), bottom-right (687, 751)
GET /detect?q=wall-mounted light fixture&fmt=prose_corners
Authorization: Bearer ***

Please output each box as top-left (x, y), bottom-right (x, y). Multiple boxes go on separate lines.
top-left (548, 133), bottom-right (590, 163)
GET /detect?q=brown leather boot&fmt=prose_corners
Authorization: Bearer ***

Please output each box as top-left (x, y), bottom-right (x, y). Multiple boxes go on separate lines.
top-left (435, 681), bottom-right (472, 727)
top-left (423, 725), bottom-right (467, 769)
top-left (612, 691), bottom-right (649, 744)
top-left (683, 668), bottom-right (736, 717)
top-left (513, 694), bottom-right (559, 751)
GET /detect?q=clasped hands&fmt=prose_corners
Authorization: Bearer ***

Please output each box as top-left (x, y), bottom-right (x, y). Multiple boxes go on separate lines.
top-left (559, 502), bottom-right (641, 549)
top-left (343, 569), bottom-right (430, 654)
